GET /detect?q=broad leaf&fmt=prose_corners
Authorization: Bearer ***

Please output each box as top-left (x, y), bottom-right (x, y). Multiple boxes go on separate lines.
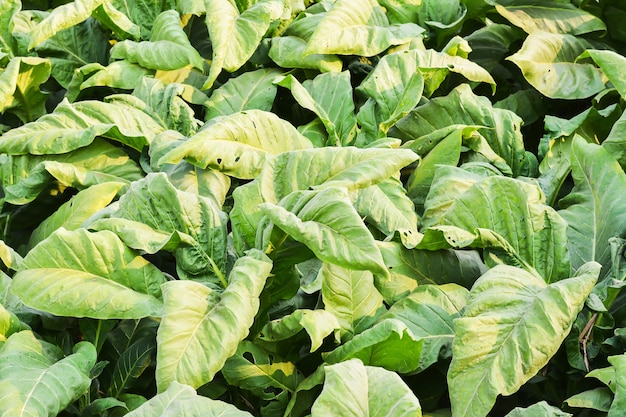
top-left (231, 147), bottom-right (418, 250)
top-left (268, 36), bottom-right (343, 73)
top-left (311, 359), bottom-right (422, 417)
top-left (107, 336), bottom-right (156, 398)
top-left (277, 72), bottom-right (357, 146)
top-left (205, 68), bottom-right (282, 120)
top-left (507, 31), bottom-right (606, 99)
top-left (607, 354), bottom-right (626, 416)
top-left (304, 0), bottom-right (424, 57)
top-left (495, 1), bottom-right (606, 35)
top-left (583, 49), bottom-right (626, 99)
top-left (203, 0), bottom-right (283, 89)
top-left (505, 401), bottom-right (572, 417)
top-left (11, 228), bottom-right (165, 319)
top-left (320, 262), bottom-right (386, 340)
top-left (0, 240), bottom-right (22, 271)
top-left (558, 138), bottom-right (626, 277)
top-left (76, 61), bottom-right (154, 93)
top-left (0, 98), bottom-right (163, 155)
top-left (392, 84), bottom-right (526, 176)
top-left (159, 110), bottom-right (313, 179)
top-left (0, 57), bottom-right (50, 123)
top-left (112, 173), bottom-right (228, 284)
top-left (259, 187), bottom-right (389, 279)
top-left (110, 10), bottom-right (204, 71)
top-left (28, 0), bottom-right (104, 49)
top-left (0, 0), bottom-right (20, 60)
top-left (425, 172), bottom-right (570, 282)
top-left (448, 262), bottom-right (600, 417)
top-left (28, 181), bottom-right (125, 249)
top-left (126, 381), bottom-right (254, 416)
top-left (155, 249), bottom-right (272, 391)
top-left (0, 331), bottom-right (96, 417)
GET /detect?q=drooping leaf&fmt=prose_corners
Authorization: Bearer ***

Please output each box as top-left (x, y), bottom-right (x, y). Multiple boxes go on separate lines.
top-left (310, 359), bottom-right (422, 417)
top-left (110, 10), bottom-right (204, 72)
top-left (33, 18), bottom-right (108, 88)
top-left (155, 249), bottom-right (272, 391)
top-left (276, 72), bottom-right (357, 146)
top-left (0, 331), bottom-right (96, 417)
top-left (268, 36), bottom-right (343, 73)
top-left (159, 110), bottom-right (313, 179)
top-left (495, 1), bottom-right (606, 35)
top-left (203, 0), bottom-right (284, 89)
top-left (607, 354), bottom-right (626, 417)
top-left (304, 0), bottom-right (424, 57)
top-left (205, 68), bottom-right (283, 121)
top-left (391, 84), bottom-right (526, 176)
top-left (258, 309), bottom-right (340, 353)
top-left (231, 147), bottom-right (418, 250)
top-left (76, 61), bottom-right (154, 93)
top-left (125, 381), bottom-right (254, 417)
top-left (28, 182), bottom-right (124, 249)
top-left (0, 98), bottom-right (163, 155)
top-left (583, 49), bottom-right (626, 99)
top-left (91, 0), bottom-right (141, 40)
top-left (507, 31), bottom-right (606, 99)
top-left (0, 240), bottom-right (23, 271)
top-left (0, 0), bottom-right (20, 60)
top-left (1, 139), bottom-right (142, 205)
top-left (28, 0), bottom-right (104, 49)
top-left (448, 262), bottom-right (600, 417)
top-left (107, 336), bottom-right (156, 398)
top-left (11, 228), bottom-right (165, 319)
top-left (0, 56), bottom-right (50, 123)
top-left (558, 137), bottom-right (626, 278)
top-left (425, 172), bottom-right (571, 283)
top-left (564, 387), bottom-right (613, 413)
top-left (259, 187), bottom-right (389, 279)
top-left (112, 173), bottom-right (228, 284)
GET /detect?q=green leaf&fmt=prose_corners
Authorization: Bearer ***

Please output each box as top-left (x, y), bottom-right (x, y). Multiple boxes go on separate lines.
top-left (11, 228), bottom-right (165, 319)
top-left (426, 173), bottom-right (570, 283)
top-left (28, 0), bottom-right (104, 49)
top-left (0, 240), bottom-right (23, 271)
top-left (0, 98), bottom-right (163, 155)
top-left (603, 110), bottom-right (626, 169)
top-left (392, 84), bottom-right (526, 176)
top-left (322, 319), bottom-right (424, 374)
top-left (495, 1), bottom-right (606, 35)
top-left (259, 187), bottom-right (389, 279)
top-left (112, 173), bottom-right (228, 284)
top-left (110, 10), bottom-right (204, 71)
top-left (0, 331), bottom-right (96, 417)
top-left (0, 0), bottom-right (20, 60)
top-left (378, 283), bottom-right (468, 372)
top-left (558, 138), bottom-right (626, 278)
top-left (222, 341), bottom-right (300, 399)
top-left (304, 0), bottom-right (424, 57)
top-left (33, 18), bottom-right (108, 88)
top-left (276, 72), bottom-right (357, 146)
top-left (28, 182), bottom-right (125, 249)
top-left (125, 381), bottom-right (254, 416)
top-left (231, 147), bottom-right (418, 250)
top-left (583, 49), bottom-right (626, 99)
top-left (564, 387), bottom-right (613, 412)
top-left (268, 36), bottom-right (343, 73)
top-left (0, 57), bottom-right (50, 123)
top-left (320, 262), bottom-right (386, 340)
top-left (91, 1), bottom-right (141, 41)
top-left (507, 31), bottom-right (606, 99)
top-left (110, 0), bottom-right (174, 39)
top-left (505, 401), bottom-right (572, 416)
top-left (107, 336), bottom-right (156, 398)
top-left (203, 0), bottom-right (283, 89)
top-left (205, 68), bottom-right (283, 121)
top-left (607, 352), bottom-right (626, 416)
top-left (2, 139), bottom-right (142, 204)
top-left (311, 359), bottom-right (422, 417)
top-left (155, 249), bottom-right (272, 391)
top-left (258, 309), bottom-right (340, 352)
top-left (448, 262), bottom-right (600, 417)
top-left (159, 110), bottom-right (313, 179)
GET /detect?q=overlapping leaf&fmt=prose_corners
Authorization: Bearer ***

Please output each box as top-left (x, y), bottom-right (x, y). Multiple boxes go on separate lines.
top-left (155, 249), bottom-right (272, 391)
top-left (448, 262), bottom-right (600, 417)
top-left (11, 228), bottom-right (165, 319)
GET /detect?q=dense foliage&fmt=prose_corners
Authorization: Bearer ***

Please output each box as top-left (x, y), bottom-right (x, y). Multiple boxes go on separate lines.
top-left (1, 0), bottom-right (626, 416)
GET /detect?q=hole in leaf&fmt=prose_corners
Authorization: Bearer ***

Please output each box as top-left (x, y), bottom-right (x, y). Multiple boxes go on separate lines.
top-left (216, 158), bottom-right (223, 165)
top-left (243, 352), bottom-right (255, 363)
